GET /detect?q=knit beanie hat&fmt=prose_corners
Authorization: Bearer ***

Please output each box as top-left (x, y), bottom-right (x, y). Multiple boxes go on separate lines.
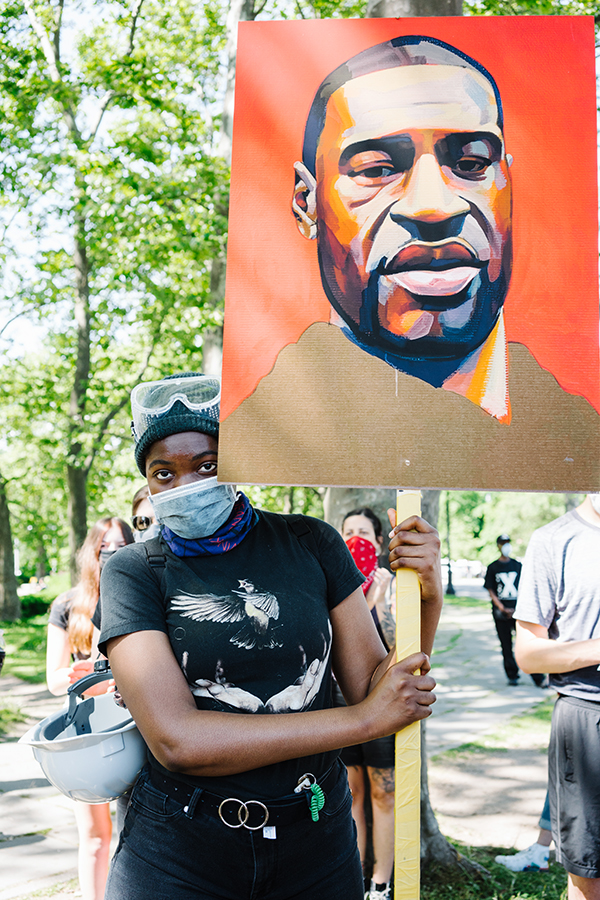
top-left (132, 373), bottom-right (220, 475)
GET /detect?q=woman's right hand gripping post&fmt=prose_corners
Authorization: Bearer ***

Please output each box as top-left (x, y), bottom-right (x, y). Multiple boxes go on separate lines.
top-left (363, 650), bottom-right (436, 739)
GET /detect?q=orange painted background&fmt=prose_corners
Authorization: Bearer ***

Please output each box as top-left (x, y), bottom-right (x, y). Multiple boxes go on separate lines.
top-left (222, 16), bottom-right (599, 420)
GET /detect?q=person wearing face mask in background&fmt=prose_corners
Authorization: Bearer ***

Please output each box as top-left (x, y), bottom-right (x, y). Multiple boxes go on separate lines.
top-left (515, 494), bottom-right (600, 900)
top-left (95, 372), bottom-right (443, 900)
top-left (46, 516), bottom-right (133, 900)
top-left (338, 508), bottom-right (396, 900)
top-left (485, 534), bottom-right (546, 688)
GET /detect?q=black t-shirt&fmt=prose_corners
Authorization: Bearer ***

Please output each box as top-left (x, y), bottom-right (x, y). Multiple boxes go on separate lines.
top-left (49, 589), bottom-right (91, 661)
top-left (484, 557), bottom-right (522, 614)
top-left (98, 510), bottom-right (364, 799)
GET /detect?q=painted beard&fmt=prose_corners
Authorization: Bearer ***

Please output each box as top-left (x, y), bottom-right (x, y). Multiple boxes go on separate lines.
top-left (320, 249), bottom-right (509, 388)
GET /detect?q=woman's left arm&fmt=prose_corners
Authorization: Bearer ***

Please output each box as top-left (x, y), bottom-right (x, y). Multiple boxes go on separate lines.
top-left (330, 587), bottom-right (389, 705)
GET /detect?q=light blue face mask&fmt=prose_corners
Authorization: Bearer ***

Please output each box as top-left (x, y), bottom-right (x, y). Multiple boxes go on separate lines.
top-left (150, 477), bottom-right (237, 539)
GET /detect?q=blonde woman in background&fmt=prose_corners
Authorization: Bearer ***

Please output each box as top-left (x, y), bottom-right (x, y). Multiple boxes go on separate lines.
top-left (46, 516), bottom-right (133, 900)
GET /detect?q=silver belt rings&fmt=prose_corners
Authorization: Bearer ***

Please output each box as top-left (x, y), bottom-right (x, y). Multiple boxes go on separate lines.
top-left (218, 797), bottom-right (270, 830)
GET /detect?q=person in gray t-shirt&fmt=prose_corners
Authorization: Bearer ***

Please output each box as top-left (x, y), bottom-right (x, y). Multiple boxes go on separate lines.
top-left (515, 494), bottom-right (600, 900)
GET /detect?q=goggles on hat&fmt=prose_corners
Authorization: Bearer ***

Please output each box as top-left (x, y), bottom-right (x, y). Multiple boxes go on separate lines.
top-left (131, 375), bottom-right (220, 443)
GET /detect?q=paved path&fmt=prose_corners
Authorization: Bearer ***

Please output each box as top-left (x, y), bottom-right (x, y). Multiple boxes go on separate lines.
top-left (0, 587), bottom-right (551, 898)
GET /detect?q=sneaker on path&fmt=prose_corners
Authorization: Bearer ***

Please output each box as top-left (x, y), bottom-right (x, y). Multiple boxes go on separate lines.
top-left (495, 843), bottom-right (550, 872)
top-left (365, 882), bottom-right (391, 899)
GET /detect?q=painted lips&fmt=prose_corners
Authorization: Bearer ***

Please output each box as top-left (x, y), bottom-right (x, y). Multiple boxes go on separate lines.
top-left (383, 243), bottom-right (484, 297)
top-left (387, 266), bottom-right (480, 296)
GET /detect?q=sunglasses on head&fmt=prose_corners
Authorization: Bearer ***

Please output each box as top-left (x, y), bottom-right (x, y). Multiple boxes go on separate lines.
top-left (132, 515), bottom-right (154, 532)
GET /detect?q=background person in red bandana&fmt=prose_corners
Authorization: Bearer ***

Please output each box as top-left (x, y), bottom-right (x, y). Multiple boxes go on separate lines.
top-left (340, 508), bottom-right (396, 900)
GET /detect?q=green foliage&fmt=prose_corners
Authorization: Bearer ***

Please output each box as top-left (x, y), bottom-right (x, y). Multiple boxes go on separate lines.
top-left (442, 491), bottom-right (579, 563)
top-left (242, 484), bottom-right (325, 517)
top-left (0, 703), bottom-right (28, 736)
top-left (290, 0), bottom-right (367, 18)
top-left (0, 0), bottom-right (231, 566)
top-left (443, 594), bottom-right (487, 607)
top-left (19, 593), bottom-right (53, 619)
top-left (422, 846), bottom-right (567, 900)
top-left (1, 614), bottom-right (48, 683)
top-left (465, 0), bottom-right (599, 25)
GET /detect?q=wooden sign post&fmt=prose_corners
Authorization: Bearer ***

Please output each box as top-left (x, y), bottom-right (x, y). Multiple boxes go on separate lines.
top-left (394, 489), bottom-right (422, 900)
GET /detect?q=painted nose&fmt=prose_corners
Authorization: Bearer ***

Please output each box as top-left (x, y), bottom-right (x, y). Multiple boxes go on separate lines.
top-left (390, 153), bottom-right (470, 223)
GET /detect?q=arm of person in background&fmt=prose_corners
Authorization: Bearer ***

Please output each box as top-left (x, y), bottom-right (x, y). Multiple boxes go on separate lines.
top-left (370, 573), bottom-right (396, 651)
top-left (46, 623), bottom-right (111, 697)
top-left (487, 587), bottom-right (511, 617)
top-left (106, 585), bottom-right (435, 779)
top-left (516, 621), bottom-right (600, 673)
top-left (46, 623), bottom-right (77, 696)
top-left (365, 566), bottom-right (394, 615)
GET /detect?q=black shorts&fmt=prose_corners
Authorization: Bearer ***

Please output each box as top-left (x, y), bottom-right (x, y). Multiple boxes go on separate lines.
top-left (340, 735), bottom-right (395, 770)
top-left (549, 695), bottom-right (600, 879)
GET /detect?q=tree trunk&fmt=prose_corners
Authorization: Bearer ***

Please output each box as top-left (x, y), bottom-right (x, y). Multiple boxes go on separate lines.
top-left (367, 0), bottom-right (461, 14)
top-left (36, 539), bottom-right (48, 581)
top-left (207, 0), bottom-right (259, 372)
top-left (323, 487), bottom-right (397, 535)
top-left (203, 254), bottom-right (227, 376)
top-left (219, 0), bottom-right (260, 162)
top-left (67, 465), bottom-right (88, 584)
top-left (67, 208), bottom-right (91, 583)
top-left (0, 475), bottom-right (20, 621)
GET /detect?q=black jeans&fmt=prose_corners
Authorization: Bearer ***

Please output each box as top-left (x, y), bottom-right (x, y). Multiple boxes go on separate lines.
top-left (493, 612), bottom-right (545, 685)
top-left (494, 613), bottom-right (519, 680)
top-left (105, 761), bottom-right (363, 900)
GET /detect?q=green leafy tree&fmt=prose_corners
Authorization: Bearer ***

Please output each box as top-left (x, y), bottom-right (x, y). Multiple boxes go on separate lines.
top-left (0, 0), bottom-right (228, 578)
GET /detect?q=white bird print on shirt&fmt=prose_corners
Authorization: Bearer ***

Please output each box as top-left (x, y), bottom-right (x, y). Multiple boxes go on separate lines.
top-left (170, 580), bottom-right (281, 649)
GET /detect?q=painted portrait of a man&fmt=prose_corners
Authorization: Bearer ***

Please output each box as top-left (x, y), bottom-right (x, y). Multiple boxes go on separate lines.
top-left (292, 35), bottom-right (513, 422)
top-left (219, 17), bottom-right (599, 491)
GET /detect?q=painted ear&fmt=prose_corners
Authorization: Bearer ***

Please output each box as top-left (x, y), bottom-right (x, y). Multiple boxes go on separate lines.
top-left (292, 162), bottom-right (317, 240)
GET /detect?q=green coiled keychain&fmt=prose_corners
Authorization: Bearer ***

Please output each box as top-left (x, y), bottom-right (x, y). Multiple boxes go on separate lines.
top-left (309, 783), bottom-right (325, 822)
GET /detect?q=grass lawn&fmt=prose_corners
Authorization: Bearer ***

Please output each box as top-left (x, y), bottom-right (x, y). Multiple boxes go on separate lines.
top-left (1, 572), bottom-right (69, 683)
top-left (422, 846), bottom-right (566, 900)
top-left (0, 703), bottom-right (28, 736)
top-left (444, 593), bottom-right (488, 608)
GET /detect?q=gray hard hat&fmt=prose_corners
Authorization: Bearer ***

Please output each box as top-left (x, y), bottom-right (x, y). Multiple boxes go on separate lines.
top-left (20, 668), bottom-right (146, 803)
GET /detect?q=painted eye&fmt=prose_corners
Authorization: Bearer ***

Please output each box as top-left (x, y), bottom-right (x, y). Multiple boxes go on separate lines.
top-left (357, 165), bottom-right (396, 179)
top-left (454, 156), bottom-right (490, 175)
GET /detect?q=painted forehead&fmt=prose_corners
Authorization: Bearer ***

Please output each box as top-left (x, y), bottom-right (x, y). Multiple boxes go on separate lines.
top-left (319, 65), bottom-right (501, 153)
top-left (302, 36), bottom-right (503, 174)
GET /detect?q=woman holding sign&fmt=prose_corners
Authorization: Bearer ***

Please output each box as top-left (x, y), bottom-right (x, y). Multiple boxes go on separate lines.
top-left (97, 373), bottom-right (443, 900)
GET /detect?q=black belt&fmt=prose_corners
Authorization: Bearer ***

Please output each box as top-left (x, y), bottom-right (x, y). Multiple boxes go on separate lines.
top-left (147, 762), bottom-right (339, 830)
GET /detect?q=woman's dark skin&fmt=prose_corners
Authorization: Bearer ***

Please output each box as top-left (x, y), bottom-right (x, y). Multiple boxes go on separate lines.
top-left (106, 432), bottom-right (442, 779)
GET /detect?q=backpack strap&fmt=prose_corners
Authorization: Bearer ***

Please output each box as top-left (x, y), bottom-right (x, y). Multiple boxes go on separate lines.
top-left (143, 537), bottom-right (168, 593)
top-left (287, 514), bottom-right (321, 565)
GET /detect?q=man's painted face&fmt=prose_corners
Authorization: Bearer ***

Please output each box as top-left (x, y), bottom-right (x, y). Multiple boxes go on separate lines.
top-left (305, 64), bottom-right (512, 360)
